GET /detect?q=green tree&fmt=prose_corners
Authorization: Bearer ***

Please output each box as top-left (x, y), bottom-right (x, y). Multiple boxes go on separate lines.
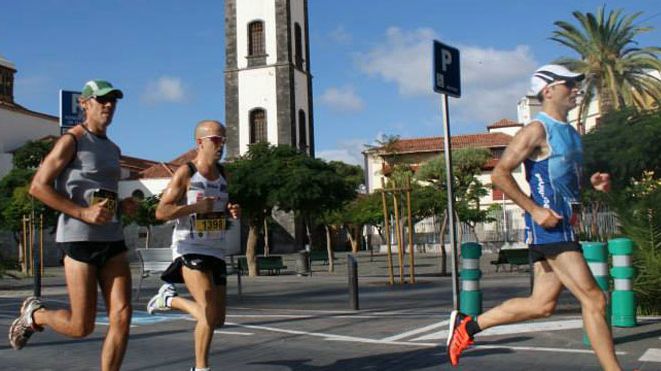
top-left (316, 162), bottom-right (364, 264)
top-left (225, 143), bottom-right (282, 277)
top-left (552, 6), bottom-right (661, 121)
top-left (583, 108), bottom-right (661, 191)
top-left (275, 155), bottom-right (358, 272)
top-left (123, 194), bottom-right (164, 248)
top-left (609, 171), bottom-right (660, 314)
top-left (415, 147), bottom-right (492, 274)
top-left (0, 141), bottom-right (58, 269)
top-left (12, 140), bottom-right (53, 169)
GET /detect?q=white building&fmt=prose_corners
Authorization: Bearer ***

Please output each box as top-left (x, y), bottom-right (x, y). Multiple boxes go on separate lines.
top-left (362, 119), bottom-right (530, 245)
top-left (0, 55), bottom-right (59, 177)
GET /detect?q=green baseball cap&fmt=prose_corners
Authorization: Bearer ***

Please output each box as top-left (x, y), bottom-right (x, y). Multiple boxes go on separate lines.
top-left (80, 80), bottom-right (124, 99)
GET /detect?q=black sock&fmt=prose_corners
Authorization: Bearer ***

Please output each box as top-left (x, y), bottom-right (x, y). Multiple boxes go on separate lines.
top-left (465, 319), bottom-right (482, 337)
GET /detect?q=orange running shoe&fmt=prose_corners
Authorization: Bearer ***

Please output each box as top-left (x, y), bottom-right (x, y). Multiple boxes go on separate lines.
top-left (446, 310), bottom-right (474, 367)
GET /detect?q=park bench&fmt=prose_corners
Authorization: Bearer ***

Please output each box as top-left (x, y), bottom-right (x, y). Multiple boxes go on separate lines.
top-left (237, 256), bottom-right (287, 275)
top-left (309, 250), bottom-right (336, 266)
top-left (135, 248), bottom-right (172, 301)
top-left (490, 248), bottom-right (530, 272)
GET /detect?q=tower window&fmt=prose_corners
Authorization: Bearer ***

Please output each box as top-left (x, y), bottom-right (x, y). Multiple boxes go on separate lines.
top-left (248, 21), bottom-right (265, 56)
top-left (294, 23), bottom-right (303, 69)
top-left (250, 109), bottom-right (268, 144)
top-left (298, 109), bottom-right (307, 151)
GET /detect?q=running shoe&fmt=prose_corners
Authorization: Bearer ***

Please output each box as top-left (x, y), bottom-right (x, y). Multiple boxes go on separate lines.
top-left (446, 310), bottom-right (474, 367)
top-left (147, 283), bottom-right (177, 314)
top-left (8, 296), bottom-right (44, 350)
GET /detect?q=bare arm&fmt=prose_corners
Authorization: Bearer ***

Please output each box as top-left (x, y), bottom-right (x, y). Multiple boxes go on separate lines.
top-left (155, 165), bottom-right (215, 221)
top-left (491, 121), bottom-right (562, 229)
top-left (29, 135), bottom-right (113, 225)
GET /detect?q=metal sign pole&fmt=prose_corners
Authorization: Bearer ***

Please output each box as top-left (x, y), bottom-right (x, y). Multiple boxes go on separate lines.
top-left (441, 94), bottom-right (460, 310)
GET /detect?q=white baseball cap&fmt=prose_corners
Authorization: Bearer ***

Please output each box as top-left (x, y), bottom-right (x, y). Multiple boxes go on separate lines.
top-left (529, 64), bottom-right (585, 96)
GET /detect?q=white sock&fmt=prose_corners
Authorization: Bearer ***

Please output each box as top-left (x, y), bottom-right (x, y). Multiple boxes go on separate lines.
top-left (194, 368), bottom-right (210, 371)
top-left (165, 296), bottom-right (174, 308)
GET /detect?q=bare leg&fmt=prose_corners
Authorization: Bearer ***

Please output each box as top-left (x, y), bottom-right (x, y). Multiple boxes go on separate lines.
top-left (546, 252), bottom-right (621, 371)
top-left (98, 252), bottom-right (132, 371)
top-left (477, 261), bottom-right (563, 330)
top-left (171, 267), bottom-right (225, 369)
top-left (32, 256), bottom-right (97, 338)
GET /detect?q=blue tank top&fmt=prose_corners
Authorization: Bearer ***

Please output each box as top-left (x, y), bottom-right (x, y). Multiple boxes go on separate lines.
top-left (524, 112), bottom-right (583, 244)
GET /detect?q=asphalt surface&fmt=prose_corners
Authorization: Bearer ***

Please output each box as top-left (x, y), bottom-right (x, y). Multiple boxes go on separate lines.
top-left (1, 252), bottom-right (659, 370)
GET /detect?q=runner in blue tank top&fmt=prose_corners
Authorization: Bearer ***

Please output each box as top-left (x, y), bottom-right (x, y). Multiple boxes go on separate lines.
top-left (446, 65), bottom-right (621, 370)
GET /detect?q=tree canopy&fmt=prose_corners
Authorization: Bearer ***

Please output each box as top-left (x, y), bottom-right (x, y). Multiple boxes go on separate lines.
top-left (552, 6), bottom-right (661, 117)
top-left (582, 108), bottom-right (661, 191)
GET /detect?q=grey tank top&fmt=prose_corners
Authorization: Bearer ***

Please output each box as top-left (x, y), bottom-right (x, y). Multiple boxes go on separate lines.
top-left (55, 126), bottom-right (124, 242)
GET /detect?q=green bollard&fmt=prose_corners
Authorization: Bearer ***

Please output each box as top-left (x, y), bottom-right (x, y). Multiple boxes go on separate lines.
top-left (581, 241), bottom-right (610, 346)
top-left (609, 238), bottom-right (636, 327)
top-left (460, 242), bottom-right (482, 317)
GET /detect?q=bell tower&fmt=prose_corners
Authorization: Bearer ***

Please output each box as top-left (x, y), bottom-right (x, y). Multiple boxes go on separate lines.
top-left (224, 0), bottom-right (314, 158)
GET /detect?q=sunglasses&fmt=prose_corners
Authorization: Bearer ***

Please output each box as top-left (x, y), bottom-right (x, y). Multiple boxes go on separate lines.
top-left (547, 79), bottom-right (580, 90)
top-left (92, 95), bottom-right (118, 104)
top-left (198, 135), bottom-right (226, 145)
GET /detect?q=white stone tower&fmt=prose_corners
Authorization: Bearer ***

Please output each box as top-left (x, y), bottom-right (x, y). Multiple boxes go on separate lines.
top-left (224, 0), bottom-right (314, 158)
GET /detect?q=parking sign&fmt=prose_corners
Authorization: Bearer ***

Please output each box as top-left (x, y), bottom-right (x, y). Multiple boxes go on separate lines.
top-left (433, 40), bottom-right (461, 97)
top-left (59, 90), bottom-right (82, 130)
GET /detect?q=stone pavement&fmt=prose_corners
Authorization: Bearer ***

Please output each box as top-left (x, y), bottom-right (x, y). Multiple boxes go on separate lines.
top-left (0, 252), bottom-right (659, 370)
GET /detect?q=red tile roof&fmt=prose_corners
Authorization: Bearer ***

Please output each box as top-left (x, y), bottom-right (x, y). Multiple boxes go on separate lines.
top-left (137, 148), bottom-right (197, 179)
top-left (487, 118), bottom-right (522, 129)
top-left (369, 132), bottom-right (512, 155)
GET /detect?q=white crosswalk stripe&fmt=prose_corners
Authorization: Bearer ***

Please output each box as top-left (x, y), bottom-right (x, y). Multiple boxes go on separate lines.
top-left (639, 348), bottom-right (661, 362)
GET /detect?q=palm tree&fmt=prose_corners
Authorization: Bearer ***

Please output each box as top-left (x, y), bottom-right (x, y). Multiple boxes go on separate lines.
top-left (552, 7), bottom-right (661, 124)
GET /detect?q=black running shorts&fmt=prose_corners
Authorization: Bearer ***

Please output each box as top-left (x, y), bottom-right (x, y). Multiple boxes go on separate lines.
top-left (58, 240), bottom-right (127, 268)
top-left (529, 241), bottom-right (583, 263)
top-left (161, 254), bottom-right (227, 286)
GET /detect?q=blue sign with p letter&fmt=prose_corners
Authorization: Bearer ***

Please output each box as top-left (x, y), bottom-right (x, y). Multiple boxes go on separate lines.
top-left (433, 40), bottom-right (461, 98)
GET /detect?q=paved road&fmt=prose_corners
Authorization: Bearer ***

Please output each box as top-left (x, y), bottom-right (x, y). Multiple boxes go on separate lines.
top-left (1, 252), bottom-right (659, 370)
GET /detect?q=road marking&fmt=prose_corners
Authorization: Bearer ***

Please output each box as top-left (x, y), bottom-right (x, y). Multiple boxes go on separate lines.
top-left (227, 313), bottom-right (406, 319)
top-left (96, 311), bottom-right (190, 327)
top-left (227, 306), bottom-right (443, 317)
top-left (471, 344), bottom-right (626, 355)
top-left (226, 321), bottom-right (438, 346)
top-left (226, 321), bottom-right (626, 355)
top-left (639, 348), bottom-right (661, 362)
top-left (381, 320), bottom-right (449, 342)
top-left (214, 330), bottom-right (254, 336)
top-left (413, 319), bottom-right (584, 341)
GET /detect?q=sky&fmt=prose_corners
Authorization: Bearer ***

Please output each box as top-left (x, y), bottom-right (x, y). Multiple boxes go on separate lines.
top-left (2, 0), bottom-right (659, 166)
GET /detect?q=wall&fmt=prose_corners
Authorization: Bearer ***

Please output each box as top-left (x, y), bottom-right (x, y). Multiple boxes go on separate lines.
top-left (0, 108), bottom-right (58, 177)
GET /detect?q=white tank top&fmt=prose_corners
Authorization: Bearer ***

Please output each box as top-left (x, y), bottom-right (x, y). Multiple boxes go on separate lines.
top-left (171, 165), bottom-right (229, 260)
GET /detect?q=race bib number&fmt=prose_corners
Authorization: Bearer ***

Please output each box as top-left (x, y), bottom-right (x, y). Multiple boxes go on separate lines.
top-left (91, 189), bottom-right (118, 213)
top-left (194, 212), bottom-right (227, 232)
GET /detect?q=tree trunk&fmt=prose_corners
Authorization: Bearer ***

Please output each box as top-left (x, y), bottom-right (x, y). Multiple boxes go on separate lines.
top-left (455, 211), bottom-right (463, 246)
top-left (145, 226), bottom-right (151, 249)
top-left (590, 201), bottom-right (600, 240)
top-left (263, 218), bottom-right (270, 256)
top-left (325, 225), bottom-right (335, 272)
top-left (346, 225), bottom-right (359, 254)
top-left (597, 83), bottom-right (614, 125)
top-left (439, 211), bottom-right (448, 276)
top-left (246, 221), bottom-right (260, 277)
